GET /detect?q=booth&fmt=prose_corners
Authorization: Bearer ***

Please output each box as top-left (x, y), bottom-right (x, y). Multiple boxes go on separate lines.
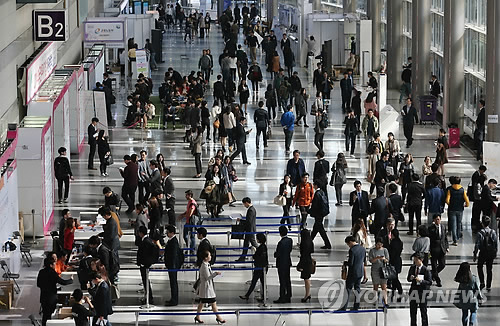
top-left (82, 44), bottom-right (106, 91)
top-left (16, 117), bottom-right (53, 237)
top-left (63, 65), bottom-right (87, 154)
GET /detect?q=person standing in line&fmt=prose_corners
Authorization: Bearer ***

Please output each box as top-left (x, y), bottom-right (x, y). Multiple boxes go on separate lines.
top-left (309, 183), bottom-right (332, 249)
top-left (338, 236), bottom-right (366, 311)
top-left (195, 251), bottom-right (226, 324)
top-left (88, 117), bottom-right (99, 170)
top-left (470, 165), bottom-right (487, 232)
top-left (407, 253), bottom-right (432, 326)
top-left (88, 272), bottom-right (113, 326)
top-left (412, 225), bottom-right (431, 266)
top-left (254, 100), bottom-right (270, 149)
top-left (229, 116), bottom-right (252, 164)
top-left (120, 155), bottom-right (138, 213)
top-left (280, 105), bottom-right (295, 153)
top-left (279, 174), bottom-right (293, 230)
top-left (344, 110), bottom-right (358, 158)
top-left (473, 217), bottom-right (498, 292)
top-left (349, 180), bottom-right (370, 227)
top-left (369, 238), bottom-right (390, 306)
top-left (178, 190), bottom-right (198, 250)
top-left (480, 178), bottom-right (500, 218)
top-left (340, 72), bottom-right (353, 113)
top-left (293, 173), bottom-right (314, 230)
top-left (401, 97), bottom-right (419, 148)
top-left (286, 149), bottom-right (306, 187)
top-left (313, 150), bottom-right (330, 198)
top-left (428, 214), bottom-right (449, 287)
top-left (196, 227), bottom-right (216, 266)
top-left (454, 262), bottom-right (484, 326)
top-left (190, 126), bottom-right (203, 178)
top-left (297, 229), bottom-right (314, 302)
top-left (236, 197), bottom-right (258, 262)
top-left (239, 233), bottom-right (269, 301)
top-left (136, 226), bottom-right (158, 305)
top-left (331, 153), bottom-right (348, 206)
top-left (37, 257), bottom-right (74, 326)
top-left (445, 176), bottom-right (470, 246)
top-left (54, 147), bottom-right (74, 204)
top-left (97, 130), bottom-right (110, 177)
top-left (273, 226), bottom-right (293, 303)
top-left (406, 173), bottom-right (426, 235)
top-left (164, 225), bottom-right (181, 306)
top-left (71, 289), bottom-right (95, 326)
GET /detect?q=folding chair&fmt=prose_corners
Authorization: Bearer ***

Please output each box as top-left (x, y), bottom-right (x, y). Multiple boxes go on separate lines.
top-left (0, 260), bottom-right (20, 293)
top-left (13, 231), bottom-right (32, 267)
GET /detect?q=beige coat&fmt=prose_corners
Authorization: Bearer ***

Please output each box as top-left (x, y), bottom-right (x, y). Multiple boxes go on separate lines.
top-left (197, 261), bottom-right (217, 298)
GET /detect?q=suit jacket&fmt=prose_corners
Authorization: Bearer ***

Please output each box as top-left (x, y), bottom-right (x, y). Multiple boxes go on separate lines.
top-left (374, 159), bottom-right (389, 184)
top-left (340, 78), bottom-right (353, 97)
top-left (347, 244), bottom-right (366, 279)
top-left (90, 280), bottom-right (113, 318)
top-left (145, 169), bottom-right (162, 195)
top-left (137, 235), bottom-right (158, 268)
top-left (197, 237), bottom-right (215, 265)
top-left (313, 159), bottom-right (329, 186)
top-left (102, 78), bottom-right (112, 90)
top-left (121, 161), bottom-right (138, 189)
top-left (37, 267), bottom-right (73, 305)
top-left (370, 196), bottom-right (390, 229)
top-left (349, 190), bottom-right (369, 218)
top-left (254, 243), bottom-right (269, 268)
top-left (243, 205), bottom-right (257, 232)
top-left (430, 80), bottom-right (441, 97)
top-left (164, 236), bottom-right (181, 269)
top-left (274, 236), bottom-right (292, 268)
top-left (234, 122), bottom-right (247, 144)
top-left (402, 105), bottom-right (419, 126)
top-left (407, 181), bottom-right (425, 207)
top-left (428, 223), bottom-right (449, 255)
top-left (88, 124), bottom-right (97, 145)
top-left (102, 217), bottom-right (120, 251)
top-left (96, 243), bottom-right (119, 276)
top-left (163, 175), bottom-right (175, 198)
top-left (388, 193), bottom-right (403, 221)
top-left (407, 264), bottom-right (432, 292)
top-left (480, 185), bottom-right (497, 216)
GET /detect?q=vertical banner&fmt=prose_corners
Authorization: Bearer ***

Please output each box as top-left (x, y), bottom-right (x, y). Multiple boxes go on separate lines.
top-left (135, 49), bottom-right (149, 77)
top-left (223, 0), bottom-right (232, 11)
top-left (41, 121), bottom-right (53, 233)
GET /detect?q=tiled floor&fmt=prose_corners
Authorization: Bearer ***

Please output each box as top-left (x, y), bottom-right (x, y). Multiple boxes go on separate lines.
top-left (2, 21), bottom-right (499, 326)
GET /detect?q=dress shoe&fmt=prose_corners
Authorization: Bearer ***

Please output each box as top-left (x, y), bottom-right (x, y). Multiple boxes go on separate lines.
top-left (243, 161), bottom-right (251, 165)
top-left (88, 167), bottom-right (97, 170)
top-left (164, 301), bottom-right (178, 306)
top-left (235, 257), bottom-right (246, 262)
top-left (320, 246), bottom-right (332, 249)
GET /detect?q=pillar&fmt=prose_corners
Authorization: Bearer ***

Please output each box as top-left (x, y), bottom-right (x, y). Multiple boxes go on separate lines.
top-left (443, 0), bottom-right (465, 129)
top-left (411, 0), bottom-right (431, 110)
top-left (343, 0), bottom-right (357, 13)
top-left (312, 0), bottom-right (322, 12)
top-left (486, 0), bottom-right (500, 141)
top-left (370, 0), bottom-right (382, 72)
top-left (387, 0), bottom-right (403, 90)
top-left (267, 0), bottom-right (278, 25)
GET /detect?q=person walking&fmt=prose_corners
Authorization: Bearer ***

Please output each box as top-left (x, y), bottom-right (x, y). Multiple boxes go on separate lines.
top-left (190, 126), bottom-right (203, 178)
top-left (279, 174), bottom-right (293, 229)
top-left (293, 173), bottom-right (314, 229)
top-left (120, 155), bottom-right (138, 213)
top-left (294, 88), bottom-right (309, 127)
top-left (265, 84), bottom-right (277, 120)
top-left (369, 238), bottom-right (390, 306)
top-left (238, 79), bottom-right (250, 114)
top-left (473, 217), bottom-right (498, 292)
top-left (164, 225), bottom-right (181, 306)
top-left (349, 180), bottom-right (370, 227)
top-left (313, 150), bottom-right (330, 197)
top-left (283, 45), bottom-right (294, 77)
top-left (401, 98), bottom-right (419, 148)
top-left (338, 236), bottom-right (366, 311)
top-left (309, 183), bottom-right (332, 249)
top-left (230, 116), bottom-right (251, 164)
top-left (97, 130), bottom-right (110, 177)
top-left (286, 150), bottom-right (306, 187)
top-left (470, 165), bottom-right (487, 232)
top-left (340, 72), bottom-right (353, 112)
top-left (446, 176), bottom-right (470, 245)
top-left (406, 173), bottom-right (425, 235)
top-left (54, 147), bottom-right (74, 204)
top-left (274, 226), bottom-right (293, 303)
top-left (331, 153), bottom-right (348, 206)
top-left (362, 109), bottom-right (379, 148)
top-left (254, 100), bottom-right (270, 149)
top-left (387, 229), bottom-right (404, 300)
top-left (313, 105), bottom-right (327, 150)
top-left (195, 251), bottom-right (226, 324)
top-left (435, 129), bottom-right (449, 176)
top-left (344, 110), bottom-right (358, 157)
top-left (136, 226), bottom-right (158, 305)
top-left (280, 105), bottom-right (295, 153)
top-left (248, 63), bottom-right (263, 95)
top-left (454, 262), bottom-right (484, 326)
top-left (236, 197), bottom-right (258, 262)
top-left (352, 219), bottom-right (372, 284)
top-left (428, 214), bottom-right (449, 287)
top-left (407, 253), bottom-right (432, 326)
top-left (223, 105), bottom-right (236, 152)
top-left (88, 117), bottom-right (99, 170)
top-left (297, 229), bottom-right (314, 302)
top-left (385, 132), bottom-right (401, 172)
top-left (179, 190), bottom-right (198, 250)
top-left (399, 153), bottom-right (415, 202)
top-left (239, 233), bottom-right (269, 301)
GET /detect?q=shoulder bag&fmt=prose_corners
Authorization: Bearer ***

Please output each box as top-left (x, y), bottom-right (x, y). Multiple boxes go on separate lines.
top-left (273, 195), bottom-right (287, 206)
top-left (380, 261), bottom-right (398, 280)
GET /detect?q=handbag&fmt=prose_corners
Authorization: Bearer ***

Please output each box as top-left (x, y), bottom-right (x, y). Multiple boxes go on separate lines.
top-left (231, 223), bottom-right (245, 239)
top-left (231, 174), bottom-right (238, 182)
top-left (273, 195), bottom-right (287, 206)
top-left (193, 278), bottom-right (200, 290)
top-left (380, 262), bottom-right (398, 280)
top-left (266, 128), bottom-right (272, 139)
top-left (110, 283), bottom-right (121, 301)
top-left (105, 154), bottom-right (114, 166)
top-left (341, 261), bottom-right (348, 280)
top-left (311, 258), bottom-right (317, 275)
top-left (213, 119), bottom-right (220, 129)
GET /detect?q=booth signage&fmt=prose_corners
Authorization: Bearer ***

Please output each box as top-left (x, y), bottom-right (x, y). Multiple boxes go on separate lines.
top-left (25, 42), bottom-right (57, 105)
top-left (84, 21), bottom-right (125, 43)
top-left (33, 10), bottom-right (68, 42)
top-left (135, 49), bottom-right (149, 77)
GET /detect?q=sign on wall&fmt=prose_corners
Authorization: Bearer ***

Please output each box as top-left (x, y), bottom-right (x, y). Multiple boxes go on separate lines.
top-left (25, 42), bottom-right (57, 105)
top-left (33, 10), bottom-right (68, 42)
top-left (84, 21), bottom-right (125, 43)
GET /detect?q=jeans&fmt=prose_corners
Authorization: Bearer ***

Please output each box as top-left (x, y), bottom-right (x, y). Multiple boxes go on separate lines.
top-left (284, 129), bottom-right (293, 151)
top-left (202, 69), bottom-right (211, 83)
top-left (341, 276), bottom-right (362, 310)
top-left (149, 52), bottom-right (158, 69)
top-left (334, 184), bottom-right (343, 204)
top-left (183, 224), bottom-right (196, 249)
top-left (314, 132), bottom-right (324, 150)
top-left (57, 177), bottom-right (70, 201)
top-left (226, 128), bottom-right (234, 147)
top-left (462, 307), bottom-right (477, 326)
top-left (448, 210), bottom-right (463, 243)
top-left (299, 206), bottom-right (309, 229)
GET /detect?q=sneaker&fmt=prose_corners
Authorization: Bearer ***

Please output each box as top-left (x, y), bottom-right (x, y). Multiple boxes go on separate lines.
top-left (63, 198), bottom-right (68, 203)
top-left (101, 173), bottom-right (106, 177)
top-left (452, 242), bottom-right (458, 246)
top-left (350, 154), bottom-right (355, 158)
top-left (58, 200), bottom-right (63, 204)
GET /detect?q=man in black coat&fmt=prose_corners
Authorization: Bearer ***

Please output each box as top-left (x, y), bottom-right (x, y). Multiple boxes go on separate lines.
top-left (480, 179), bottom-right (499, 217)
top-left (236, 197), bottom-right (258, 261)
top-left (430, 75), bottom-right (441, 98)
top-left (349, 180), bottom-right (370, 226)
top-left (54, 147), bottom-right (74, 204)
top-left (37, 257), bottom-right (73, 326)
top-left (370, 187), bottom-right (390, 235)
top-left (137, 226), bottom-right (158, 304)
top-left (401, 97), bottom-right (419, 148)
top-left (313, 150), bottom-right (330, 197)
top-left (344, 110), bottom-right (358, 157)
top-left (99, 206), bottom-right (120, 252)
top-left (88, 117), bottom-right (99, 170)
top-left (309, 183), bottom-right (332, 249)
top-left (339, 236), bottom-right (366, 311)
top-left (406, 173), bottom-right (426, 235)
top-left (407, 253), bottom-right (432, 326)
top-left (312, 63), bottom-right (324, 96)
top-left (254, 101), bottom-right (269, 149)
top-left (88, 236), bottom-right (119, 284)
top-left (427, 214), bottom-right (449, 287)
top-left (274, 226), bottom-right (293, 303)
top-left (196, 227), bottom-right (216, 266)
top-left (229, 116), bottom-right (251, 164)
top-left (120, 155), bottom-right (138, 213)
top-left (340, 72), bottom-right (353, 112)
top-left (89, 272), bottom-right (113, 326)
top-left (374, 151), bottom-right (390, 189)
top-left (163, 167), bottom-right (176, 226)
top-left (164, 225), bottom-right (181, 306)
top-left (387, 183), bottom-right (404, 227)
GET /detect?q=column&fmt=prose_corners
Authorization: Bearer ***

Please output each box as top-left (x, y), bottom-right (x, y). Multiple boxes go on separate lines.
top-left (411, 0), bottom-right (431, 109)
top-left (386, 0), bottom-right (403, 90)
top-left (486, 0), bottom-right (500, 141)
top-left (266, 0), bottom-right (278, 25)
top-left (343, 0), bottom-right (357, 13)
top-left (443, 0), bottom-right (465, 129)
top-left (312, 0), bottom-right (322, 12)
top-left (370, 0), bottom-right (382, 72)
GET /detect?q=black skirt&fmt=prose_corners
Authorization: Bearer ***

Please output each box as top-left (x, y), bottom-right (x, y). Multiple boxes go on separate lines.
top-left (200, 297), bottom-right (216, 304)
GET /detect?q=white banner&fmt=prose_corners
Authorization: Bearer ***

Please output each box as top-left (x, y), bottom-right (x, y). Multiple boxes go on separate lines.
top-left (84, 21), bottom-right (125, 42)
top-left (26, 42), bottom-right (57, 105)
top-left (136, 49), bottom-right (149, 77)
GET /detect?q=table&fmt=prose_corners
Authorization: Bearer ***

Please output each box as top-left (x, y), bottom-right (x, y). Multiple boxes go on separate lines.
top-left (0, 238), bottom-right (21, 274)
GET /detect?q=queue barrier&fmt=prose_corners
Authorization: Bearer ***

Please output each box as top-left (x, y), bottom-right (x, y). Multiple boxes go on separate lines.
top-left (134, 307), bottom-right (386, 326)
top-left (183, 223), bottom-right (301, 228)
top-left (182, 229), bottom-right (302, 245)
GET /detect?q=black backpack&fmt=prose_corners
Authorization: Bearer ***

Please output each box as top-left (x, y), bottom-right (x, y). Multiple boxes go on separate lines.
top-left (319, 113), bottom-right (329, 129)
top-left (481, 229), bottom-right (498, 256)
top-left (177, 246), bottom-right (185, 268)
top-left (318, 190), bottom-right (330, 217)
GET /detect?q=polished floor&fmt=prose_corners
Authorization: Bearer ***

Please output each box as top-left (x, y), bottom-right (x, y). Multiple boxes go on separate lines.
top-left (2, 21), bottom-right (499, 326)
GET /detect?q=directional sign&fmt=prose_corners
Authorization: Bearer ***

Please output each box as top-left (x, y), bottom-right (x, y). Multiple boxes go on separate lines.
top-left (33, 10), bottom-right (68, 42)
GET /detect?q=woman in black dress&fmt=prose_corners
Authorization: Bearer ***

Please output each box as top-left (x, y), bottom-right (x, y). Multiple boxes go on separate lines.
top-left (297, 229), bottom-right (314, 302)
top-left (238, 79), bottom-right (250, 115)
top-left (97, 130), bottom-right (110, 177)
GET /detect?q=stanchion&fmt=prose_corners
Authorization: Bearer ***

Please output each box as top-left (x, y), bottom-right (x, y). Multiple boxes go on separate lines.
top-left (135, 311), bottom-right (139, 326)
top-left (375, 289), bottom-right (379, 326)
top-left (227, 230), bottom-right (231, 246)
top-left (308, 309), bottom-right (312, 326)
top-left (384, 306), bottom-right (387, 326)
top-left (236, 310), bottom-right (240, 326)
top-left (31, 209), bottom-right (38, 244)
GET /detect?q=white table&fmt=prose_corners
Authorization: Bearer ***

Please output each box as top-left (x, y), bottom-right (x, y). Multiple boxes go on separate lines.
top-left (0, 237), bottom-right (21, 274)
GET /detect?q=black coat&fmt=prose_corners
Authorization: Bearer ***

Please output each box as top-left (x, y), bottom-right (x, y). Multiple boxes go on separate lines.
top-left (164, 236), bottom-right (181, 269)
top-left (374, 159), bottom-right (389, 184)
top-left (89, 281), bottom-right (113, 318)
top-left (88, 124), bottom-right (98, 145)
top-left (388, 238), bottom-right (403, 273)
top-left (254, 243), bottom-right (269, 268)
top-left (349, 190), bottom-right (369, 220)
top-left (407, 181), bottom-right (425, 207)
top-left (402, 105), bottom-right (419, 126)
top-left (233, 122), bottom-right (247, 144)
top-left (197, 238), bottom-right (216, 266)
top-left (137, 236), bottom-right (158, 268)
top-left (313, 159), bottom-right (329, 187)
top-left (370, 196), bottom-right (390, 231)
top-left (274, 236), bottom-right (292, 268)
top-left (407, 264), bottom-right (432, 291)
top-left (428, 223), bottom-right (449, 255)
top-left (340, 78), bottom-right (353, 97)
top-left (344, 116), bottom-right (358, 135)
top-left (37, 267), bottom-right (73, 305)
top-left (388, 193), bottom-right (403, 221)
top-left (102, 217), bottom-right (120, 251)
top-left (213, 81), bottom-right (225, 98)
top-left (480, 185), bottom-right (497, 216)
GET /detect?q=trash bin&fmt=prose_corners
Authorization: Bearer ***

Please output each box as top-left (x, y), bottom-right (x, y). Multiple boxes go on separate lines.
top-left (419, 95), bottom-right (438, 124)
top-left (448, 123), bottom-right (460, 148)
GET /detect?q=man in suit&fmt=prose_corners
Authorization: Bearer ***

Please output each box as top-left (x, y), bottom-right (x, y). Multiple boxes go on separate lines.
top-left (313, 150), bottom-right (330, 198)
top-left (102, 73), bottom-right (112, 90)
top-left (88, 236), bottom-right (119, 285)
top-left (137, 226), bottom-right (158, 304)
top-left (428, 214), bottom-right (449, 287)
top-left (236, 197), bottom-right (258, 261)
top-left (313, 64), bottom-right (324, 96)
top-left (143, 160), bottom-right (162, 196)
top-left (230, 116), bottom-right (251, 164)
top-left (339, 236), bottom-right (366, 311)
top-left (89, 272), bottom-right (113, 326)
top-left (286, 150), bottom-right (306, 187)
top-left (163, 167), bottom-right (176, 226)
top-left (120, 155), bottom-right (138, 213)
top-left (401, 97), bottom-right (419, 148)
top-left (197, 227), bottom-right (216, 266)
top-left (377, 217), bottom-right (396, 249)
top-left (164, 224), bottom-right (180, 306)
top-left (349, 180), bottom-right (370, 227)
top-left (370, 187), bottom-right (390, 235)
top-left (480, 179), bottom-right (499, 217)
top-left (310, 182), bottom-right (332, 249)
top-left (430, 75), bottom-right (441, 98)
top-left (374, 151), bottom-right (390, 189)
top-left (37, 257), bottom-right (74, 326)
top-left (99, 206), bottom-right (120, 252)
top-left (274, 226), bottom-right (293, 303)
top-left (407, 253), bottom-right (432, 326)
top-left (213, 75), bottom-right (225, 107)
top-left (340, 72), bottom-right (353, 112)
top-left (387, 183), bottom-right (404, 227)
top-left (407, 173), bottom-right (426, 235)
top-left (88, 117), bottom-right (99, 170)
top-left (54, 147), bottom-right (74, 204)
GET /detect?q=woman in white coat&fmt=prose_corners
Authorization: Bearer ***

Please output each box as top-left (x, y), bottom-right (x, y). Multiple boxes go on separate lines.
top-left (195, 251), bottom-right (226, 324)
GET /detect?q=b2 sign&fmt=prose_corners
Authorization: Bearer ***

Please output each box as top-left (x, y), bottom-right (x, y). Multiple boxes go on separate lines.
top-left (33, 10), bottom-right (68, 42)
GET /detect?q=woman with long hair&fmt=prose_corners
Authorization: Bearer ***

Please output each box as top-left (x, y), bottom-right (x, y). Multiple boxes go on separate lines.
top-left (454, 262), bottom-right (483, 326)
top-left (265, 84), bottom-right (277, 120)
top-left (97, 130), bottom-right (110, 177)
top-left (331, 152), bottom-right (348, 206)
top-left (239, 233), bottom-right (268, 301)
top-left (294, 88), bottom-right (309, 127)
top-left (352, 218), bottom-right (372, 284)
top-left (279, 174), bottom-right (293, 230)
top-left (195, 251), bottom-right (226, 324)
top-left (221, 156), bottom-right (237, 206)
top-left (369, 238), bottom-right (390, 306)
top-left (156, 153), bottom-right (167, 177)
top-left (387, 229), bottom-right (404, 300)
top-left (238, 79), bottom-right (250, 115)
top-left (297, 229), bottom-right (314, 302)
top-left (435, 128), bottom-right (449, 176)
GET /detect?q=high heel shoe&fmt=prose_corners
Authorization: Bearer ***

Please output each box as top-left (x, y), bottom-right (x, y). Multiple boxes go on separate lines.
top-left (301, 295), bottom-right (311, 303)
top-left (194, 317), bottom-right (204, 324)
top-left (215, 318), bottom-right (226, 324)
